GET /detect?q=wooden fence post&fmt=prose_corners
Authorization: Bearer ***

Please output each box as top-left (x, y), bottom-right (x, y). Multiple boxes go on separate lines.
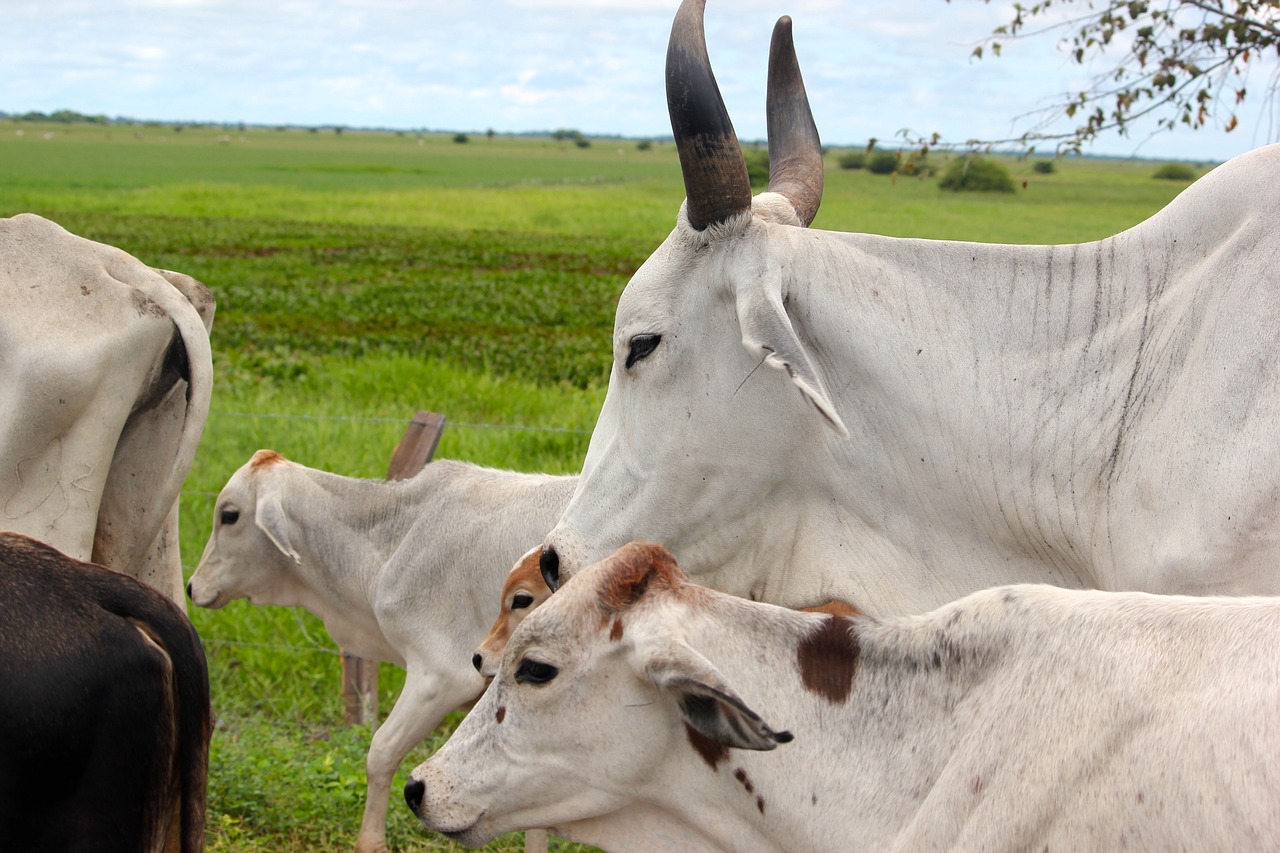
top-left (342, 410), bottom-right (446, 727)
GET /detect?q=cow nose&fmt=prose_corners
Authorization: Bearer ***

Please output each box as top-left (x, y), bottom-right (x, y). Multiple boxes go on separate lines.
top-left (185, 581), bottom-right (193, 600)
top-left (472, 652), bottom-right (483, 672)
top-left (404, 777), bottom-right (425, 814)
top-left (540, 546), bottom-right (560, 592)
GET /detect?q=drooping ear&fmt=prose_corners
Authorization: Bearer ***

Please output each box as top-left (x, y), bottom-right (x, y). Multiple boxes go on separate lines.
top-left (642, 640), bottom-right (792, 751)
top-left (737, 285), bottom-right (849, 438)
top-left (254, 483), bottom-right (301, 564)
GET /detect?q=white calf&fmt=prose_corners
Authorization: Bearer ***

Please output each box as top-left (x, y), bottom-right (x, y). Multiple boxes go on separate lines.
top-left (188, 450), bottom-right (574, 853)
top-left (410, 542), bottom-right (1280, 852)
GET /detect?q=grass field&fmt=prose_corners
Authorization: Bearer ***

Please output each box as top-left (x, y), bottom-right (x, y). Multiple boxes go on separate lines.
top-left (0, 119), bottom-right (1210, 851)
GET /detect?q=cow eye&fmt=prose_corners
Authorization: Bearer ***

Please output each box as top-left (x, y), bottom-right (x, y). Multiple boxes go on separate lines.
top-left (625, 334), bottom-right (661, 369)
top-left (515, 658), bottom-right (559, 685)
top-left (512, 592), bottom-right (535, 610)
top-left (220, 508), bottom-right (240, 526)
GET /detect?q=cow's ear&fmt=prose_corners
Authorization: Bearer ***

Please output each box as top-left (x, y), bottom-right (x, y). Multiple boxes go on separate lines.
top-left (254, 487), bottom-right (301, 564)
top-left (736, 286), bottom-right (849, 438)
top-left (643, 642), bottom-right (792, 751)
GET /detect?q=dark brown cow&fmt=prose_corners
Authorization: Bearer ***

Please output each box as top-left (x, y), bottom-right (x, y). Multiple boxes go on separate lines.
top-left (0, 532), bottom-right (211, 853)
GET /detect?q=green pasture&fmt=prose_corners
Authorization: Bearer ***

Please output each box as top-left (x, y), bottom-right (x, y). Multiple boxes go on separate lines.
top-left (0, 119), bottom-right (1211, 851)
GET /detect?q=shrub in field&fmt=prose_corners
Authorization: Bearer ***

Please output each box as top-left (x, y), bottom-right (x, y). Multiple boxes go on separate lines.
top-left (1153, 162), bottom-right (1197, 181)
top-left (838, 151), bottom-right (866, 170)
top-left (636, 139), bottom-right (653, 151)
top-left (745, 146), bottom-right (770, 188)
top-left (939, 156), bottom-right (1016, 193)
top-left (452, 133), bottom-right (468, 144)
top-left (1033, 160), bottom-right (1056, 174)
top-left (867, 151), bottom-right (899, 175)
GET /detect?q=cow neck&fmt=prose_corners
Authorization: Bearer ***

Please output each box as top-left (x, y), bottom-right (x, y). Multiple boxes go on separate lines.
top-left (643, 598), bottom-right (984, 851)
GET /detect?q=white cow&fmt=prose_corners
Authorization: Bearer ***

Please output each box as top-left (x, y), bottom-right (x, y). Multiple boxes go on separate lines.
top-left (187, 449), bottom-right (575, 853)
top-left (0, 213), bottom-right (214, 605)
top-left (409, 541), bottom-right (1280, 852)
top-left (540, 1), bottom-right (1280, 615)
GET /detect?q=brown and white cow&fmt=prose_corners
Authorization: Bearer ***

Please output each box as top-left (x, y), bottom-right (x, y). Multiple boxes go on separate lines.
top-left (410, 542), bottom-right (1280, 852)
top-left (0, 532), bottom-right (212, 853)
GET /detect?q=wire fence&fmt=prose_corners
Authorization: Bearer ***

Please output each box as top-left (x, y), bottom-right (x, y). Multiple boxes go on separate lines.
top-left (207, 410), bottom-right (593, 435)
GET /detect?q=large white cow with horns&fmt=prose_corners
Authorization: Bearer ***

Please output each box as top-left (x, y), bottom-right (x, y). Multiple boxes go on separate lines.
top-left (538, 0), bottom-right (1280, 615)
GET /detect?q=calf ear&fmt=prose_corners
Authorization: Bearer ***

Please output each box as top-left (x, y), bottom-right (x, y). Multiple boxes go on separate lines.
top-left (736, 285), bottom-right (849, 439)
top-left (643, 643), bottom-right (792, 751)
top-left (254, 488), bottom-right (301, 564)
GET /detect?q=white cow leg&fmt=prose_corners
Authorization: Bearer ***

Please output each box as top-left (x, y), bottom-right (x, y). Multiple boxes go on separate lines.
top-left (355, 670), bottom-right (477, 853)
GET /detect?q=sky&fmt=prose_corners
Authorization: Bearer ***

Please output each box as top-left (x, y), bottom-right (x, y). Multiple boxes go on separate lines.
top-left (5, 0), bottom-right (1278, 162)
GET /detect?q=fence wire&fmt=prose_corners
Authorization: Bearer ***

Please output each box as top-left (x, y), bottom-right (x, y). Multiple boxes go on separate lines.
top-left (209, 410), bottom-right (592, 435)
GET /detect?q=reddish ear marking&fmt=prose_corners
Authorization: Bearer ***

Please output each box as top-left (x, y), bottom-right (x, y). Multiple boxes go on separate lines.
top-left (610, 618), bottom-right (625, 642)
top-left (496, 706), bottom-right (506, 724)
top-left (684, 721), bottom-right (729, 770)
top-left (596, 542), bottom-right (685, 615)
top-left (248, 449), bottom-right (286, 471)
top-left (796, 614), bottom-right (860, 704)
top-left (803, 599), bottom-right (860, 618)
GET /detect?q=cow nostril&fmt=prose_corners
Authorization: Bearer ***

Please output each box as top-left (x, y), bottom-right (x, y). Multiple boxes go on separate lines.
top-left (540, 546), bottom-right (560, 592)
top-left (185, 581), bottom-right (193, 600)
top-left (472, 652), bottom-right (483, 673)
top-left (404, 777), bottom-right (425, 814)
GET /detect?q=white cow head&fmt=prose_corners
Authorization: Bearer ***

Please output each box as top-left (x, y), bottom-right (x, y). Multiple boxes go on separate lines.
top-left (541, 0), bottom-right (848, 596)
top-left (187, 449), bottom-right (304, 609)
top-left (405, 541), bottom-right (792, 848)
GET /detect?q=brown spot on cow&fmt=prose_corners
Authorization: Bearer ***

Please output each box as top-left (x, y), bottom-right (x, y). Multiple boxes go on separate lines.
top-left (248, 449), bottom-right (286, 472)
top-left (734, 768), bottom-right (754, 794)
top-left (130, 289), bottom-right (166, 319)
top-left (609, 618), bottom-right (625, 642)
top-left (596, 542), bottom-right (685, 615)
top-left (684, 721), bottom-right (728, 770)
top-left (756, 795), bottom-right (765, 814)
top-left (496, 706), bottom-right (506, 724)
top-left (796, 614), bottom-right (860, 704)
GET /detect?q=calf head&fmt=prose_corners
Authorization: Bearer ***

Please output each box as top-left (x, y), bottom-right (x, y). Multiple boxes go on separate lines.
top-left (473, 547), bottom-right (552, 678)
top-left (405, 541), bottom-right (791, 847)
top-left (187, 449), bottom-right (302, 609)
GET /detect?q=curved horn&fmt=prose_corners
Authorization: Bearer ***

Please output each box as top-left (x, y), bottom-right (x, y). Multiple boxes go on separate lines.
top-left (767, 16), bottom-right (823, 226)
top-left (666, 0), bottom-right (751, 231)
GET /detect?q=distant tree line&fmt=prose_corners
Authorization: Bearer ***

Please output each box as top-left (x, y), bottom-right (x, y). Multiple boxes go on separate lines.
top-left (2, 109), bottom-right (111, 123)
